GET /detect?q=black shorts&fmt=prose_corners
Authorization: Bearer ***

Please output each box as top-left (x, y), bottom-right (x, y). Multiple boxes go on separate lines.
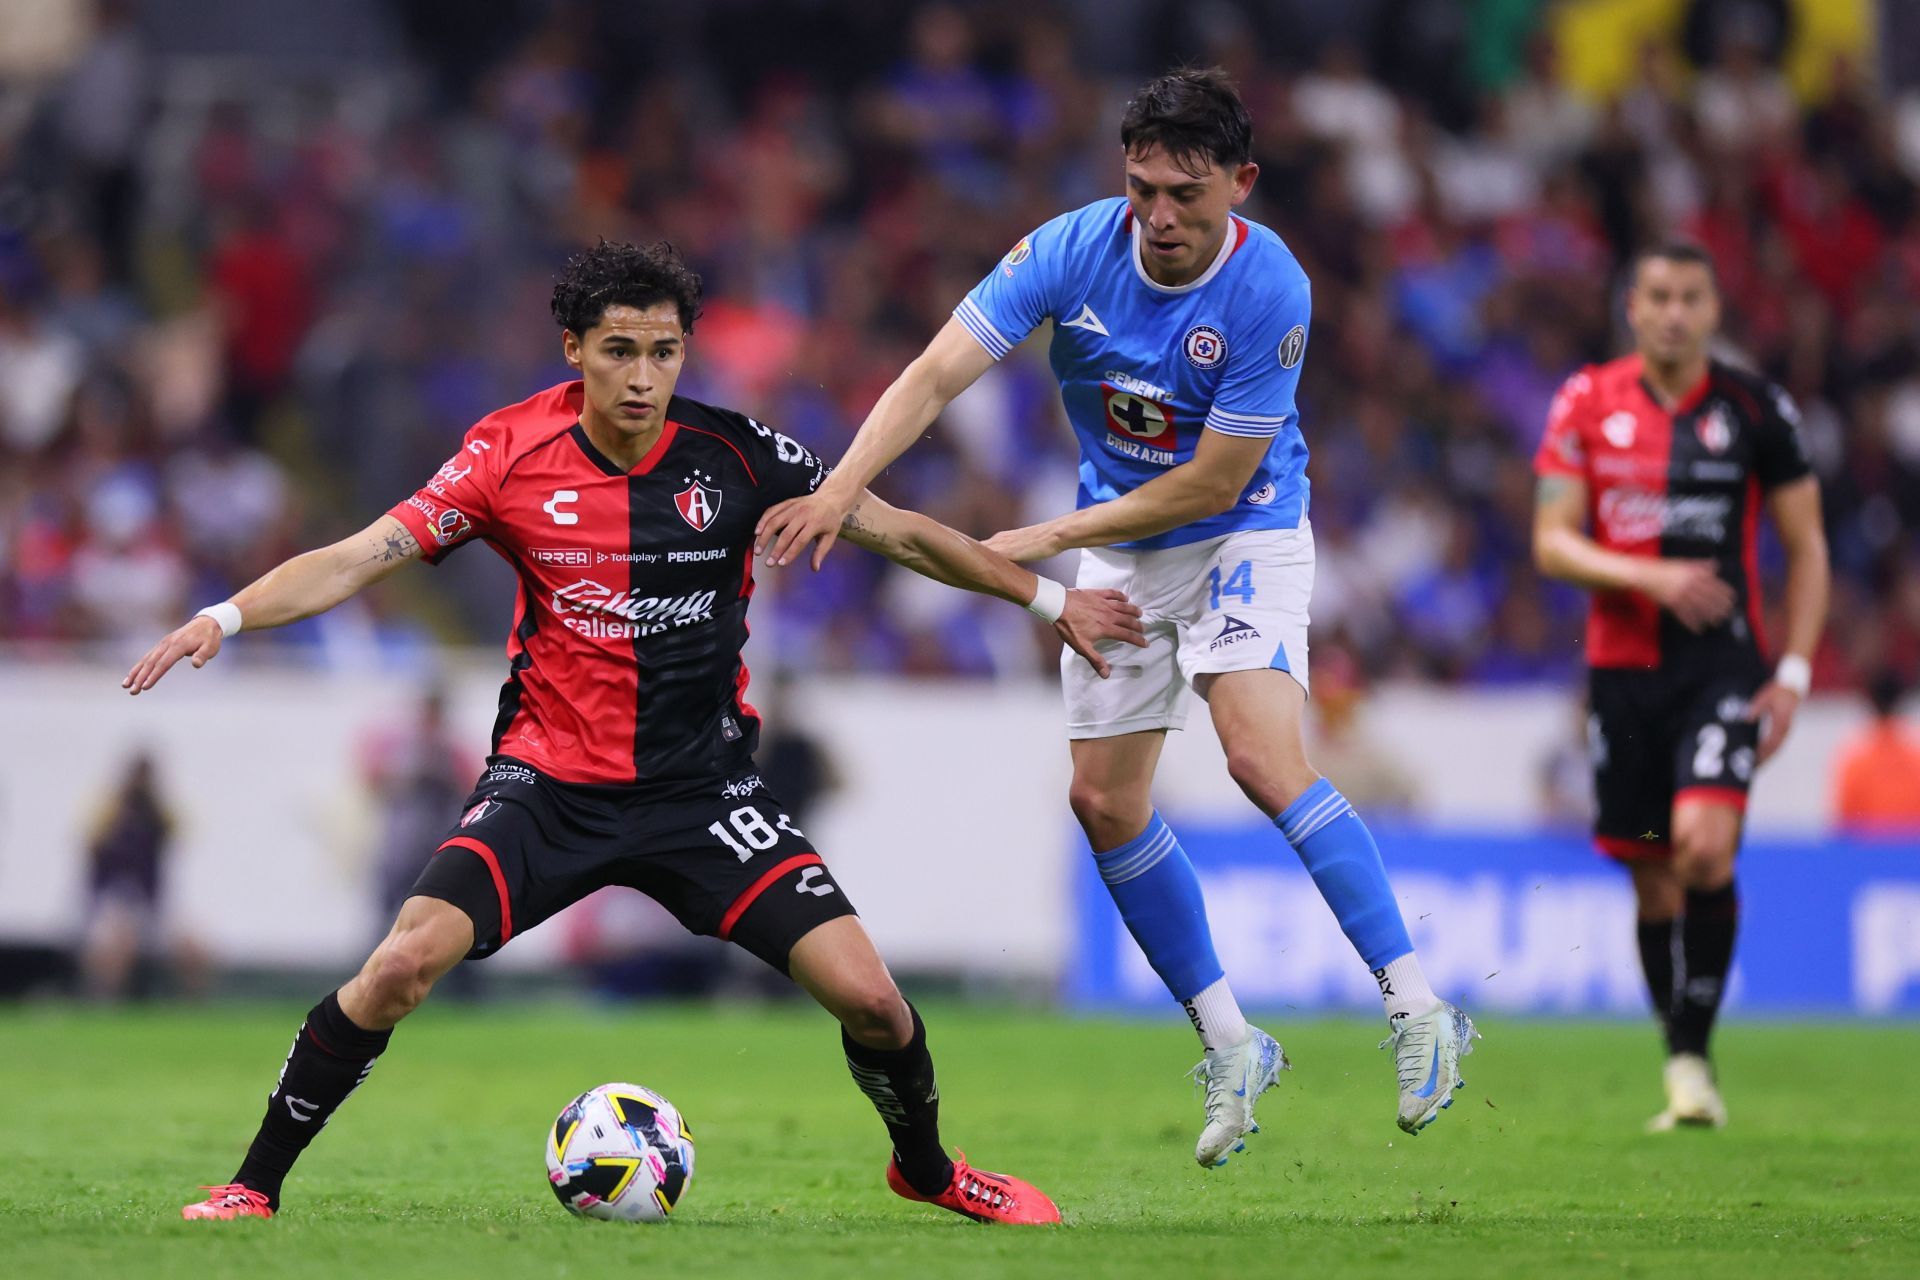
top-left (409, 758), bottom-right (856, 972)
top-left (1588, 656), bottom-right (1766, 860)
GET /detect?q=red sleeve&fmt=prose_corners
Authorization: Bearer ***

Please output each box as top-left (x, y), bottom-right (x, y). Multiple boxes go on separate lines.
top-left (386, 416), bottom-right (507, 564)
top-left (1534, 369), bottom-right (1594, 480)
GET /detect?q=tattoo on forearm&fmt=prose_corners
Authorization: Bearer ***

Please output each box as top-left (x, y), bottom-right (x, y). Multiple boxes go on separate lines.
top-left (365, 527), bottom-right (420, 565)
top-left (839, 502), bottom-right (869, 536)
top-left (1537, 476), bottom-right (1582, 505)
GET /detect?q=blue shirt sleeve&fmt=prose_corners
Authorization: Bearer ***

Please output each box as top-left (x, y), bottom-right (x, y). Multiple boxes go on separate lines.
top-left (954, 215), bottom-right (1070, 360)
top-left (1205, 274), bottom-right (1311, 439)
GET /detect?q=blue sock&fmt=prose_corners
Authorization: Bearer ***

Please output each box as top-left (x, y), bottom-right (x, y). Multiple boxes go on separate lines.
top-left (1276, 779), bottom-right (1413, 969)
top-left (1091, 812), bottom-right (1224, 1003)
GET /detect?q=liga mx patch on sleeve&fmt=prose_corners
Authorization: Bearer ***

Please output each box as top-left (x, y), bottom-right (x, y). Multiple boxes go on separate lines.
top-left (1278, 325), bottom-right (1307, 369)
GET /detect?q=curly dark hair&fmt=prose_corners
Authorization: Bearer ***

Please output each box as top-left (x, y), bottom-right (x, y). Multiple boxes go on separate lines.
top-left (1119, 67), bottom-right (1253, 177)
top-left (550, 239), bottom-right (704, 336)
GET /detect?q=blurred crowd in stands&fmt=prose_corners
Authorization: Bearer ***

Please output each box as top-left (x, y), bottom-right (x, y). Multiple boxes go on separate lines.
top-left (2, 0), bottom-right (1917, 692)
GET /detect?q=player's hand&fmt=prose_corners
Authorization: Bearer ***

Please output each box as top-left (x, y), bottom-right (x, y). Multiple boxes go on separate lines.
top-left (756, 489), bottom-right (854, 570)
top-left (122, 616), bottom-right (225, 695)
top-left (984, 522), bottom-right (1066, 563)
top-left (1643, 559), bottom-right (1736, 633)
top-left (1055, 588), bottom-right (1146, 679)
top-left (1748, 680), bottom-right (1801, 765)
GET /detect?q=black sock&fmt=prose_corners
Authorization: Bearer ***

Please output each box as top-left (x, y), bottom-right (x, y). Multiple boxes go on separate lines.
top-left (232, 991), bottom-right (392, 1209)
top-left (1635, 917), bottom-right (1679, 1053)
top-left (842, 1002), bottom-right (953, 1197)
top-left (1670, 883), bottom-right (1738, 1059)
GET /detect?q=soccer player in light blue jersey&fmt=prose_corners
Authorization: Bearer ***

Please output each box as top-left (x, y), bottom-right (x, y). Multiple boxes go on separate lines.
top-left (759, 69), bottom-right (1477, 1164)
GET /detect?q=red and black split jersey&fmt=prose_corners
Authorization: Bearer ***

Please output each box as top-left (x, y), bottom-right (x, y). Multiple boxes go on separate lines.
top-left (1533, 354), bottom-right (1813, 670)
top-left (387, 381), bottom-right (827, 786)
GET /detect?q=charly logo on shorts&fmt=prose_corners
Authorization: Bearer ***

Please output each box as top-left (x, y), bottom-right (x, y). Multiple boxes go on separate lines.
top-left (1278, 324), bottom-right (1307, 369)
top-left (1183, 324), bottom-right (1227, 370)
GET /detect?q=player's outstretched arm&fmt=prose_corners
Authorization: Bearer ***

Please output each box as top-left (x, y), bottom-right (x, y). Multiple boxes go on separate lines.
top-left (755, 320), bottom-right (995, 571)
top-left (1532, 475), bottom-right (1735, 632)
top-left (1750, 476), bottom-right (1830, 762)
top-left (984, 430), bottom-right (1269, 562)
top-left (123, 516), bottom-right (425, 695)
top-left (834, 491), bottom-right (1146, 678)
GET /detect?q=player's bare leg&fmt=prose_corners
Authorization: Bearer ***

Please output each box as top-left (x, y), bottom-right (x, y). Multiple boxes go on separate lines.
top-left (1201, 669), bottom-right (1475, 1134)
top-left (1646, 800), bottom-right (1741, 1131)
top-left (787, 918), bottom-right (1058, 1224)
top-left (182, 896), bottom-right (473, 1220)
top-left (1069, 731), bottom-right (1280, 1165)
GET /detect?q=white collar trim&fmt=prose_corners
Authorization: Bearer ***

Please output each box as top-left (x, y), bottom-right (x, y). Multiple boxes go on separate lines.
top-left (1131, 216), bottom-right (1239, 294)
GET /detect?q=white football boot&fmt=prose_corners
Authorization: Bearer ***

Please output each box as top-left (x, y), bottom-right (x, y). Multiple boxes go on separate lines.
top-left (1647, 1053), bottom-right (1727, 1131)
top-left (1190, 1027), bottom-right (1288, 1167)
top-left (1381, 1001), bottom-right (1478, 1133)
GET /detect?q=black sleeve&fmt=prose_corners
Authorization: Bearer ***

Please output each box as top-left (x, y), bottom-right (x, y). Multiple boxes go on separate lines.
top-left (1754, 381), bottom-right (1814, 490)
top-left (731, 409), bottom-right (830, 507)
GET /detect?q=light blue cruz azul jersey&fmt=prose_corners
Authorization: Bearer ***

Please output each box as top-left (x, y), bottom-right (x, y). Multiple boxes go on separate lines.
top-left (956, 196), bottom-right (1311, 551)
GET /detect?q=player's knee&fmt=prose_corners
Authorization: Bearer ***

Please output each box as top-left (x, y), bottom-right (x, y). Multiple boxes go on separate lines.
top-left (1671, 822), bottom-right (1737, 889)
top-left (365, 936), bottom-right (445, 1017)
top-left (1068, 779), bottom-right (1148, 847)
top-left (836, 982), bottom-right (911, 1049)
top-left (1221, 745), bottom-right (1314, 815)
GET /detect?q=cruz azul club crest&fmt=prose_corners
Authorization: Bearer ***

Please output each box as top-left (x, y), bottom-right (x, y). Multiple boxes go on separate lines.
top-left (674, 471), bottom-right (722, 532)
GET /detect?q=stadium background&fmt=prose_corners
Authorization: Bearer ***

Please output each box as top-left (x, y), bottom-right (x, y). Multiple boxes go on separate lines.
top-left (1, 0), bottom-right (1917, 1016)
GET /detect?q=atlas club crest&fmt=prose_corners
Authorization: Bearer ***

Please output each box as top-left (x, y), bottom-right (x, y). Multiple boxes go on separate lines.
top-left (674, 470), bottom-right (722, 532)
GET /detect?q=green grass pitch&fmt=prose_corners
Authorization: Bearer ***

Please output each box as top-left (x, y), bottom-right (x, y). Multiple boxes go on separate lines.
top-left (1, 1002), bottom-right (1914, 1278)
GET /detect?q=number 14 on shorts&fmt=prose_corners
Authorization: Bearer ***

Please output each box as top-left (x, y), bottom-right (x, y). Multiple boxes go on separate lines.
top-left (708, 804), bottom-right (804, 861)
top-left (1208, 560), bottom-right (1255, 610)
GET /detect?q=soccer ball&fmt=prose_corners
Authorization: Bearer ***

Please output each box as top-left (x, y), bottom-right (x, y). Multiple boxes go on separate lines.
top-left (546, 1082), bottom-right (695, 1222)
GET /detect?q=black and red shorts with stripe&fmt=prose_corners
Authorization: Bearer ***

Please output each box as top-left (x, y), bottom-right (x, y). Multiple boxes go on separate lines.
top-left (1587, 653), bottom-right (1767, 861)
top-left (409, 756), bottom-right (855, 972)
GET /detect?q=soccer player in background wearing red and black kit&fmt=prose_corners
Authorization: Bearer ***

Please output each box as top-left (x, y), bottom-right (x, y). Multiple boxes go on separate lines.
top-left (126, 241), bottom-right (1150, 1225)
top-left (1533, 244), bottom-right (1830, 1131)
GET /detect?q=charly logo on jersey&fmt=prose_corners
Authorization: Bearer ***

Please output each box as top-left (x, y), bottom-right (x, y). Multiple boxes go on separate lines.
top-left (1183, 324), bottom-right (1227, 370)
top-left (543, 490), bottom-right (579, 525)
top-left (1696, 404), bottom-right (1736, 455)
top-left (674, 469), bottom-right (722, 532)
top-left (1278, 324), bottom-right (1307, 369)
top-left (1601, 411), bottom-right (1637, 449)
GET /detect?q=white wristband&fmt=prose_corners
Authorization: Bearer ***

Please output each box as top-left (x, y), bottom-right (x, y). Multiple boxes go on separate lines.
top-left (195, 602), bottom-right (242, 639)
top-left (1774, 654), bottom-right (1811, 697)
top-left (1024, 576), bottom-right (1068, 624)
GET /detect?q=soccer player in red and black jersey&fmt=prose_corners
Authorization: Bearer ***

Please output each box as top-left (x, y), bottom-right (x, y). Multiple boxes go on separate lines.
top-left (126, 241), bottom-right (1149, 1225)
top-left (1533, 243), bottom-right (1830, 1130)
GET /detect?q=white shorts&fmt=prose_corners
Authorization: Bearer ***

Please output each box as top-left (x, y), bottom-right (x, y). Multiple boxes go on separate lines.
top-left (1062, 526), bottom-right (1314, 739)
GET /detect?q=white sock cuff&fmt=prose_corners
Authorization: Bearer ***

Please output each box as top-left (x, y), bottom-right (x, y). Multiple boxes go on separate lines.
top-left (1183, 977), bottom-right (1250, 1052)
top-left (1375, 953), bottom-right (1440, 1024)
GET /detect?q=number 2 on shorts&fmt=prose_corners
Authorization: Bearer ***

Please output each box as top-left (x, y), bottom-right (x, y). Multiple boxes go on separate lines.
top-left (1208, 559), bottom-right (1255, 610)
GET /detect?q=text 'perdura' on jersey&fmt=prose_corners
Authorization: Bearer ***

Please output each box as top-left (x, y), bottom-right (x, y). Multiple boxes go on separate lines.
top-left (387, 381), bottom-right (827, 786)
